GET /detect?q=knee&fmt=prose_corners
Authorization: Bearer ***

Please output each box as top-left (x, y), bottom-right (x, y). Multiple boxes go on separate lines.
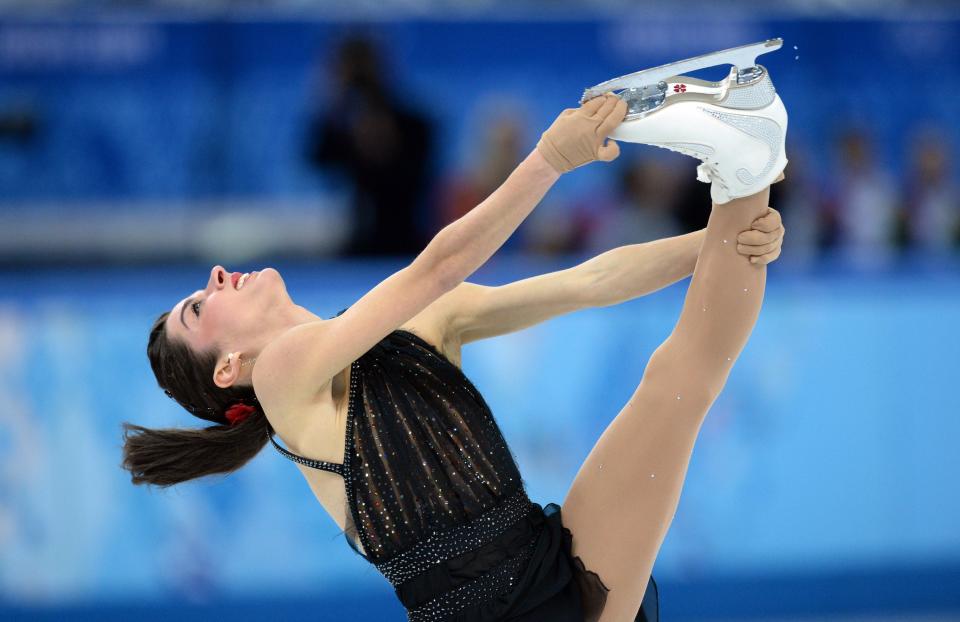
top-left (642, 341), bottom-right (728, 408)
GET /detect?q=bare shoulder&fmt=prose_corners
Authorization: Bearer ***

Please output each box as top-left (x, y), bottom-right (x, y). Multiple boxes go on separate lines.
top-left (253, 282), bottom-right (477, 415)
top-left (252, 321), bottom-right (332, 417)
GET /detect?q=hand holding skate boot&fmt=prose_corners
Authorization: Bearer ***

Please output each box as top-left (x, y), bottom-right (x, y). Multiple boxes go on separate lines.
top-left (583, 39), bottom-right (788, 204)
top-left (536, 93), bottom-right (629, 174)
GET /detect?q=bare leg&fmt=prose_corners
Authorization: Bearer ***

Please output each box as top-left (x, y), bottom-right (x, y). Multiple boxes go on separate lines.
top-left (560, 185), bottom-right (772, 622)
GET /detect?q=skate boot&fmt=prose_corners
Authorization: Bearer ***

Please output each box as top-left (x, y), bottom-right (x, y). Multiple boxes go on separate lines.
top-left (582, 39), bottom-right (788, 204)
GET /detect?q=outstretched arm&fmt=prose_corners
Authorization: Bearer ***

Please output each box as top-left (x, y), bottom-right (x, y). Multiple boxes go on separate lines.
top-left (581, 230), bottom-right (705, 308)
top-left (433, 231), bottom-right (700, 345)
top-left (435, 208), bottom-right (784, 345)
top-left (435, 95), bottom-right (625, 284)
top-left (582, 206), bottom-right (783, 307)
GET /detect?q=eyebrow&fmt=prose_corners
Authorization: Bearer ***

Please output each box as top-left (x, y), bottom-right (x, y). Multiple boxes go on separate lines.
top-left (180, 297), bottom-right (193, 331)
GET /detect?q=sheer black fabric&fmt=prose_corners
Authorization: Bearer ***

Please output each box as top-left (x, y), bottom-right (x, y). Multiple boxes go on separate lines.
top-left (268, 320), bottom-right (659, 621)
top-left (343, 328), bottom-right (525, 562)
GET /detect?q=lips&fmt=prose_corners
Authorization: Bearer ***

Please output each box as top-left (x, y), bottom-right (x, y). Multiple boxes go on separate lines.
top-left (231, 272), bottom-right (241, 289)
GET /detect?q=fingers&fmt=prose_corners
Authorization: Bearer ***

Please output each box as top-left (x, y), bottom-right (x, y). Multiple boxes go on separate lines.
top-left (597, 138), bottom-right (620, 162)
top-left (749, 207), bottom-right (782, 233)
top-left (737, 225), bottom-right (783, 246)
top-left (592, 94), bottom-right (619, 120)
top-left (750, 246), bottom-right (781, 265)
top-left (737, 238), bottom-right (781, 256)
top-left (597, 97), bottom-right (628, 136)
top-left (736, 206), bottom-right (785, 261)
top-left (580, 94), bottom-right (608, 115)
top-left (551, 93), bottom-right (625, 170)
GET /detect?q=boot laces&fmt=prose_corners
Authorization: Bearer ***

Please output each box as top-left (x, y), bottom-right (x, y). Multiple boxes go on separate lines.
top-left (700, 162), bottom-right (729, 193)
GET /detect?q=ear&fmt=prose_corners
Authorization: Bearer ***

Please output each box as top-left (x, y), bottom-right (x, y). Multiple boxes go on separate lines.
top-left (213, 352), bottom-right (242, 389)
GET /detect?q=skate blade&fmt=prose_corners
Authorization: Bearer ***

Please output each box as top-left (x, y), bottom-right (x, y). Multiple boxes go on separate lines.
top-left (581, 38), bottom-right (782, 103)
top-left (614, 65), bottom-right (767, 122)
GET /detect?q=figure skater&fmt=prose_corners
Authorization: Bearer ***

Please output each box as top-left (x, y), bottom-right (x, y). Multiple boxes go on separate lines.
top-left (124, 58), bottom-right (787, 622)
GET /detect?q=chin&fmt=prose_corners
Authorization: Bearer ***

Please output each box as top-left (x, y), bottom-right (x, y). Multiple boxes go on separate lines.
top-left (259, 267), bottom-right (290, 297)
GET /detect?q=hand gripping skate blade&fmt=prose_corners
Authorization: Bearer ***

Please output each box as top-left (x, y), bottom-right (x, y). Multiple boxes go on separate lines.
top-left (581, 38), bottom-right (783, 103)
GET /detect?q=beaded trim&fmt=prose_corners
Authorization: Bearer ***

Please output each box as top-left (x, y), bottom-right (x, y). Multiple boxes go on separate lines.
top-left (406, 531), bottom-right (539, 622)
top-left (343, 359), bottom-right (373, 559)
top-left (267, 430), bottom-right (345, 476)
top-left (376, 488), bottom-right (535, 587)
top-left (266, 358), bottom-right (367, 557)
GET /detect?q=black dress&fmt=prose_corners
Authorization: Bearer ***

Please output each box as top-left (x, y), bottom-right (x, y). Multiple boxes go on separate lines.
top-left (268, 326), bottom-right (659, 622)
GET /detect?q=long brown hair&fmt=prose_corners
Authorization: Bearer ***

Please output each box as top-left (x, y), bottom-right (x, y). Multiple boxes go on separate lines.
top-left (121, 311), bottom-right (271, 487)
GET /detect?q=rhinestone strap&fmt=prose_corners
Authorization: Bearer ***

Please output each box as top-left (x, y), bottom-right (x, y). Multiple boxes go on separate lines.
top-left (406, 532), bottom-right (539, 622)
top-left (267, 430), bottom-right (345, 476)
top-left (376, 488), bottom-right (535, 586)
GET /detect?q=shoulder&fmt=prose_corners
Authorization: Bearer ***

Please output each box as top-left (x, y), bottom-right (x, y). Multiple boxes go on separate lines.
top-left (252, 321), bottom-right (334, 418)
top-left (252, 290), bottom-right (471, 413)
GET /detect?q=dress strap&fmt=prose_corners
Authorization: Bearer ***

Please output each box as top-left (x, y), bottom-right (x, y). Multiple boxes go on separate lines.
top-left (267, 428), bottom-right (346, 477)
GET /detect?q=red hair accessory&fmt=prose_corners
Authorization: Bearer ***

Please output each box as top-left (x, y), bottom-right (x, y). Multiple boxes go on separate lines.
top-left (224, 403), bottom-right (256, 426)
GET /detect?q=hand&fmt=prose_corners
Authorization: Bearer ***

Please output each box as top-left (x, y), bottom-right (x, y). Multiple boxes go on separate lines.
top-left (536, 93), bottom-right (628, 174)
top-left (736, 207), bottom-right (785, 265)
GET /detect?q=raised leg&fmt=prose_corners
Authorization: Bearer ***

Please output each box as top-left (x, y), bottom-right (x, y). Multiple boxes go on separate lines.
top-left (560, 185), bottom-right (772, 622)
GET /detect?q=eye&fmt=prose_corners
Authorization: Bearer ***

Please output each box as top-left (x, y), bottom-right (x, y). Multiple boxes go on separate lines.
top-left (192, 300), bottom-right (201, 317)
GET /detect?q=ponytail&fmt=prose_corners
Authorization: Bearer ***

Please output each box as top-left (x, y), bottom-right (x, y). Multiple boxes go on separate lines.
top-left (122, 310), bottom-right (272, 487)
top-left (121, 409), bottom-right (271, 487)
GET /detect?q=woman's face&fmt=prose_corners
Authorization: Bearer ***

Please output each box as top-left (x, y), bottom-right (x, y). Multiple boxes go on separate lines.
top-left (165, 265), bottom-right (291, 361)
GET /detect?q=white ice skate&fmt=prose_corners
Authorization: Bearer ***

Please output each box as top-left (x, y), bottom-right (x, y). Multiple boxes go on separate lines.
top-left (582, 38), bottom-right (788, 204)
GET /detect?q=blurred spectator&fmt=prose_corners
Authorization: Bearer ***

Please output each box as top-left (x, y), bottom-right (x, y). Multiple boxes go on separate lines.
top-left (900, 127), bottom-right (960, 253)
top-left (0, 105), bottom-right (38, 144)
top-left (820, 127), bottom-right (899, 262)
top-left (436, 107), bottom-right (526, 231)
top-left (305, 33), bottom-right (436, 256)
top-left (766, 145), bottom-right (820, 263)
top-left (579, 155), bottom-right (686, 253)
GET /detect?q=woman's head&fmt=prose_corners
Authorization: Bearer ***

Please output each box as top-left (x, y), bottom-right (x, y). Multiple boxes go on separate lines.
top-left (122, 264), bottom-right (308, 488)
top-left (155, 265), bottom-right (296, 418)
top-left (164, 265), bottom-right (293, 382)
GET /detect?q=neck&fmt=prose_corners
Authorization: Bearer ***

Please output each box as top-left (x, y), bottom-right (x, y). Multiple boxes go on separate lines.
top-left (252, 303), bottom-right (324, 357)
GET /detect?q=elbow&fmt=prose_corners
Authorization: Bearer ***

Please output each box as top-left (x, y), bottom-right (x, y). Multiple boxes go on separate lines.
top-left (432, 255), bottom-right (464, 293)
top-left (418, 226), bottom-right (465, 293)
top-left (580, 264), bottom-right (615, 308)
top-left (412, 239), bottom-right (461, 295)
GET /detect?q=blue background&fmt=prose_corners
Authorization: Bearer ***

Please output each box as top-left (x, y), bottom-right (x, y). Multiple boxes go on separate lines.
top-left (1, 9), bottom-right (959, 622)
top-left (2, 259), bottom-right (959, 620)
top-left (1, 18), bottom-right (957, 209)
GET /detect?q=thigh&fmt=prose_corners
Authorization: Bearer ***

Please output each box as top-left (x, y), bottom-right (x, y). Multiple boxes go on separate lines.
top-left (561, 342), bottom-right (717, 622)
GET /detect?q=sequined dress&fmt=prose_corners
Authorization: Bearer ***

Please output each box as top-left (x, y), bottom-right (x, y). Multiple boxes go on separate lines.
top-left (268, 326), bottom-right (659, 622)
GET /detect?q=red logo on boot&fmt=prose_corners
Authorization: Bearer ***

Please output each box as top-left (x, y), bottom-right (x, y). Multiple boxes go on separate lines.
top-left (673, 84), bottom-right (687, 93)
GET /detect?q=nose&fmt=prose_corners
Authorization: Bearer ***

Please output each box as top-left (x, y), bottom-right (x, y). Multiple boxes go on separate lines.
top-left (208, 265), bottom-right (227, 290)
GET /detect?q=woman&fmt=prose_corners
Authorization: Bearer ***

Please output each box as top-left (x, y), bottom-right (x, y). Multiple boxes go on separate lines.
top-left (125, 83), bottom-right (787, 622)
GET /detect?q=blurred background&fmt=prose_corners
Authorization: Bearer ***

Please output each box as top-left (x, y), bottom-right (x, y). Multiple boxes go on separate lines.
top-left (1, 0), bottom-right (959, 620)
